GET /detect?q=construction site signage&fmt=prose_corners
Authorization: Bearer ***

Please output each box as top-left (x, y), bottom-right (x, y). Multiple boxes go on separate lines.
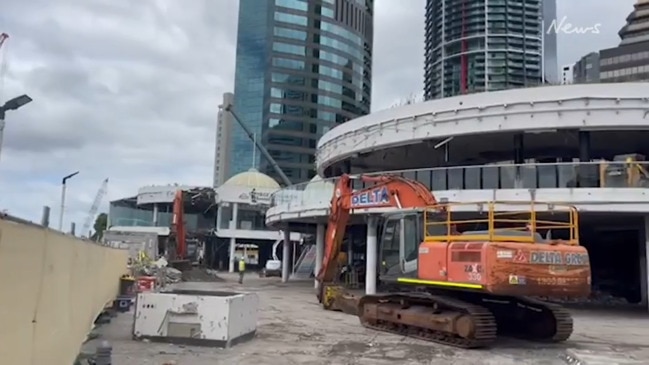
top-left (529, 251), bottom-right (589, 266)
top-left (350, 187), bottom-right (390, 207)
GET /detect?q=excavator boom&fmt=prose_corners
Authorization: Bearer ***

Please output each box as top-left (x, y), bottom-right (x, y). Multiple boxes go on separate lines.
top-left (317, 173), bottom-right (439, 285)
top-left (171, 190), bottom-right (187, 259)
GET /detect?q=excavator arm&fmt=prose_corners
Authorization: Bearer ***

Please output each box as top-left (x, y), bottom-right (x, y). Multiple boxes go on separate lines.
top-left (316, 173), bottom-right (440, 286)
top-left (170, 190), bottom-right (187, 260)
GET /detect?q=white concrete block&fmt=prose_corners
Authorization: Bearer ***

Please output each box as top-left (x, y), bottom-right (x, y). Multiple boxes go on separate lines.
top-left (132, 289), bottom-right (258, 347)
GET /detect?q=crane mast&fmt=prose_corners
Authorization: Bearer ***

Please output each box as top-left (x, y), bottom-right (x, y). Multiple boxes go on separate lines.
top-left (82, 178), bottom-right (108, 237)
top-left (221, 104), bottom-right (293, 186)
top-left (0, 33), bottom-right (8, 49)
top-left (0, 33), bottom-right (9, 98)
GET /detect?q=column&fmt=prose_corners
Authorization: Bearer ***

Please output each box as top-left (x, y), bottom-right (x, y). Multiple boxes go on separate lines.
top-left (365, 216), bottom-right (379, 295)
top-left (347, 230), bottom-right (353, 265)
top-left (513, 133), bottom-right (524, 164)
top-left (228, 202), bottom-right (239, 273)
top-left (641, 216), bottom-right (649, 311)
top-left (216, 205), bottom-right (223, 229)
top-left (578, 130), bottom-right (591, 162)
top-left (152, 204), bottom-right (159, 226)
top-left (282, 229), bottom-right (291, 283)
top-left (314, 223), bottom-right (325, 289)
top-left (513, 134), bottom-right (525, 188)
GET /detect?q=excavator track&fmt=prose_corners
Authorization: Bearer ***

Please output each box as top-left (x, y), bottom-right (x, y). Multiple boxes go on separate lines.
top-left (358, 293), bottom-right (497, 349)
top-left (473, 295), bottom-right (573, 343)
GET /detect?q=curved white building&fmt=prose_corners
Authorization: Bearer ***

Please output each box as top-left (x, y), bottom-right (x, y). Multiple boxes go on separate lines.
top-left (268, 83), bottom-right (649, 310)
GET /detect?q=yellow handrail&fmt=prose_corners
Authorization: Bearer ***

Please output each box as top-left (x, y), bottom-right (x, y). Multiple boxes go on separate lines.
top-left (424, 201), bottom-right (579, 245)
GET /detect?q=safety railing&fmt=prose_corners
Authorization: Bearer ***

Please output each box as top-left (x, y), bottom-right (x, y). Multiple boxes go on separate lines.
top-left (270, 160), bottom-right (649, 210)
top-left (423, 202), bottom-right (579, 245)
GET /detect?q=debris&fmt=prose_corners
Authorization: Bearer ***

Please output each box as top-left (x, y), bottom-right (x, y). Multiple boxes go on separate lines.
top-left (181, 268), bottom-right (225, 282)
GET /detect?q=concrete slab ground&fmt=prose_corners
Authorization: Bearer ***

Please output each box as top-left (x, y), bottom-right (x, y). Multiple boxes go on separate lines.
top-left (84, 273), bottom-right (649, 365)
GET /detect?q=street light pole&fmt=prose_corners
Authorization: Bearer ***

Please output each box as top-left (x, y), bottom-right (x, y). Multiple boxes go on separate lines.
top-left (0, 94), bottom-right (33, 162)
top-left (59, 171), bottom-right (79, 231)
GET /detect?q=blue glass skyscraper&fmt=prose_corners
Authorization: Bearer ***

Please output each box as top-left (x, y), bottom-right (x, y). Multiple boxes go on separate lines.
top-left (229, 0), bottom-right (374, 184)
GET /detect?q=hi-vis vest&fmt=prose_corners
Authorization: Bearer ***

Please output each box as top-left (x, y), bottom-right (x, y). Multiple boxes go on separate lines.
top-left (238, 260), bottom-right (246, 272)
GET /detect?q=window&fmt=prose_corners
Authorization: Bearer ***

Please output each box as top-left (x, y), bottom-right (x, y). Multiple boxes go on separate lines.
top-left (274, 27), bottom-right (307, 41)
top-left (319, 50), bottom-right (349, 65)
top-left (321, 7), bottom-right (334, 17)
top-left (273, 42), bottom-right (306, 56)
top-left (317, 20), bottom-right (362, 46)
top-left (272, 58), bottom-right (305, 70)
top-left (318, 95), bottom-right (342, 108)
top-left (271, 73), bottom-right (306, 85)
top-left (319, 35), bottom-right (362, 59)
top-left (270, 87), bottom-right (283, 98)
top-left (318, 65), bottom-right (343, 78)
top-left (380, 218), bottom-right (401, 273)
top-left (274, 12), bottom-right (307, 26)
top-left (318, 79), bottom-right (343, 94)
top-left (275, 0), bottom-right (308, 11)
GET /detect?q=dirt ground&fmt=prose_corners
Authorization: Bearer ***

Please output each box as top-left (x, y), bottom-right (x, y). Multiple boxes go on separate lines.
top-left (84, 273), bottom-right (649, 365)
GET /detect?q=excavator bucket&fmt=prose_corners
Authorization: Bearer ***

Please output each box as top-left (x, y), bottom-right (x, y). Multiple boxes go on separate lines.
top-left (321, 283), bottom-right (362, 316)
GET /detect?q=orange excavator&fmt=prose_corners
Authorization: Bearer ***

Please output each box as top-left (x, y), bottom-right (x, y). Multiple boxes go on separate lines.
top-left (316, 173), bottom-right (591, 348)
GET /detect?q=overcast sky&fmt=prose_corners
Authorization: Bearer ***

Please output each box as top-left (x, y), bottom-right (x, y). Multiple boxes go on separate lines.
top-left (0, 0), bottom-right (637, 230)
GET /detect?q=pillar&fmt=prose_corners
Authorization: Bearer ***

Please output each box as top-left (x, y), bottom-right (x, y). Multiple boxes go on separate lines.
top-left (152, 203), bottom-right (159, 226)
top-left (641, 216), bottom-right (649, 310)
top-left (216, 205), bottom-right (223, 229)
top-left (228, 202), bottom-right (239, 273)
top-left (347, 230), bottom-right (353, 265)
top-left (365, 216), bottom-right (379, 295)
top-left (228, 237), bottom-right (236, 273)
top-left (282, 229), bottom-right (291, 283)
top-left (513, 133), bottom-right (525, 188)
top-left (314, 223), bottom-right (325, 289)
top-left (578, 130), bottom-right (592, 187)
top-left (578, 130), bottom-right (591, 162)
top-left (513, 133), bottom-right (524, 164)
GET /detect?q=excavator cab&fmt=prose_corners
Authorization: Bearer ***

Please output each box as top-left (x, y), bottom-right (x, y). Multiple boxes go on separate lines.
top-left (377, 211), bottom-right (427, 280)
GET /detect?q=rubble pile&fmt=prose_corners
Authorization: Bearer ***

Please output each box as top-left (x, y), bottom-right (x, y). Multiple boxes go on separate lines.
top-left (128, 255), bottom-right (225, 286)
top-left (181, 268), bottom-right (225, 282)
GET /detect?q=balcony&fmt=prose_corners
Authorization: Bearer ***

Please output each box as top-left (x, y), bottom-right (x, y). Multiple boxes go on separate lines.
top-left (267, 161), bottom-right (649, 222)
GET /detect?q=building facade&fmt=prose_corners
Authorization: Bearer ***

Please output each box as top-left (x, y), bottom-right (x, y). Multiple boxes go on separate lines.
top-left (424, 0), bottom-right (556, 100)
top-left (573, 52), bottom-right (600, 84)
top-left (229, 0), bottom-right (374, 184)
top-left (600, 0), bottom-right (649, 83)
top-left (214, 92), bottom-right (234, 188)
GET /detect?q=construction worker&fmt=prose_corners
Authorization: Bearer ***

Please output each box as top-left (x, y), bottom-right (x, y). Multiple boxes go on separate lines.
top-left (238, 257), bottom-right (246, 284)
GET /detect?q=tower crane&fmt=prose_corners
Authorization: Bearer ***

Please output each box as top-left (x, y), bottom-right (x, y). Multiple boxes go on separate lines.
top-left (82, 178), bottom-right (108, 238)
top-left (0, 33), bottom-right (8, 49)
top-left (0, 33), bottom-right (9, 98)
top-left (220, 104), bottom-right (292, 186)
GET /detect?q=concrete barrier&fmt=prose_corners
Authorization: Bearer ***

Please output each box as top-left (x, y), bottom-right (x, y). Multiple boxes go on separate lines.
top-left (0, 215), bottom-right (128, 365)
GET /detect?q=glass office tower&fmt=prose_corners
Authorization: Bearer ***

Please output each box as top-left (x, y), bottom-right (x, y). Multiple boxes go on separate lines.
top-left (229, 0), bottom-right (374, 184)
top-left (424, 0), bottom-right (557, 100)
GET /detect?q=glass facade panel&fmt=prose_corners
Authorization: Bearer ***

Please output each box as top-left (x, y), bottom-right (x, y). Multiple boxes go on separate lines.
top-left (274, 27), bottom-right (307, 41)
top-left (274, 12), bottom-right (308, 26)
top-left (272, 42), bottom-right (306, 56)
top-left (275, 0), bottom-right (308, 11)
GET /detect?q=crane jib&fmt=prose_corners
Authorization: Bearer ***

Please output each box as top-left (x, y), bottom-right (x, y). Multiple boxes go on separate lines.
top-left (351, 187), bottom-right (390, 207)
